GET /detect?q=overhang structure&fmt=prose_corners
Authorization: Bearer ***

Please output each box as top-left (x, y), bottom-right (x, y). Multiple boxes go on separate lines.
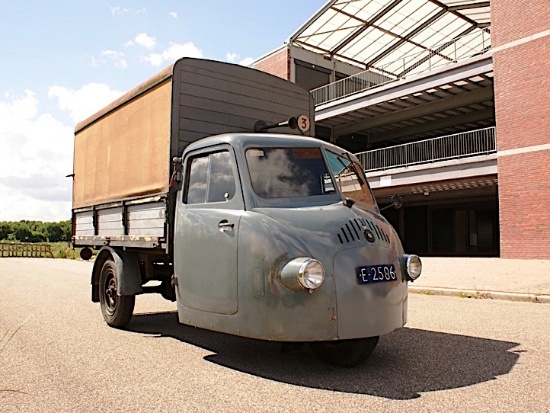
top-left (288, 0), bottom-right (491, 76)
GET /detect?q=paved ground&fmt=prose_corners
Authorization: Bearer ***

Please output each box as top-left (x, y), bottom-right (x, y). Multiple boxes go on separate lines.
top-left (2, 258), bottom-right (550, 412)
top-left (412, 257), bottom-right (550, 303)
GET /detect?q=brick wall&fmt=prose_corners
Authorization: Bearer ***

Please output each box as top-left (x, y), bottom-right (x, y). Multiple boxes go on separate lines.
top-left (491, 0), bottom-right (550, 46)
top-left (252, 48), bottom-right (290, 81)
top-left (493, 0), bottom-right (550, 258)
top-left (498, 153), bottom-right (550, 259)
top-left (493, 38), bottom-right (550, 151)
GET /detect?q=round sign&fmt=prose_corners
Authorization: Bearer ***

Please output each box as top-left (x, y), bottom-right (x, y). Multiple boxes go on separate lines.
top-left (297, 115), bottom-right (310, 133)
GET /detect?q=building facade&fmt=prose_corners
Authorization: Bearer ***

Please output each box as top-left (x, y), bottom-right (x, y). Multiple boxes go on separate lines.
top-left (252, 0), bottom-right (549, 259)
top-left (491, 0), bottom-right (550, 258)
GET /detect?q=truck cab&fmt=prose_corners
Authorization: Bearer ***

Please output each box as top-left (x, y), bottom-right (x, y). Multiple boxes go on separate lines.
top-left (169, 133), bottom-right (421, 366)
top-left (73, 58), bottom-right (421, 367)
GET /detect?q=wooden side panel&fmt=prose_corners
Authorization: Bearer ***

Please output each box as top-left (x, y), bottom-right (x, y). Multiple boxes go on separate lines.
top-left (73, 80), bottom-right (172, 208)
top-left (74, 212), bottom-right (94, 237)
top-left (97, 207), bottom-right (124, 236)
top-left (127, 202), bottom-right (166, 236)
top-left (72, 198), bottom-right (167, 243)
top-left (172, 59), bottom-right (315, 156)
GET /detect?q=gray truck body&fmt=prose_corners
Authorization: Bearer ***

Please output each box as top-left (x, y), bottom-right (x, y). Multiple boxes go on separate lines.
top-left (72, 58), bottom-right (421, 367)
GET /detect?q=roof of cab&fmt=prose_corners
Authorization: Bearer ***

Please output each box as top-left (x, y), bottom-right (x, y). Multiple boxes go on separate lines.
top-left (183, 133), bottom-right (359, 162)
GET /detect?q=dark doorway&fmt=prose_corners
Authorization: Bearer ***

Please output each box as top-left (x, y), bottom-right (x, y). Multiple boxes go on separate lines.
top-left (432, 208), bottom-right (454, 254)
top-left (404, 206), bottom-right (428, 255)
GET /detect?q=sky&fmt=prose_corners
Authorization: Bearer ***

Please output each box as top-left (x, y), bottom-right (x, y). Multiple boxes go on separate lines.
top-left (0, 0), bottom-right (325, 222)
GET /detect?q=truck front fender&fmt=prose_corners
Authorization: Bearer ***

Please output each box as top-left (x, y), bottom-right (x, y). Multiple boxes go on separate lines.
top-left (91, 247), bottom-right (143, 302)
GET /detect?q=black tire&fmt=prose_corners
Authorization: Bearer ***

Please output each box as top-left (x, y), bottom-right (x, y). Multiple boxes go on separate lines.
top-left (99, 260), bottom-right (135, 328)
top-left (310, 337), bottom-right (379, 367)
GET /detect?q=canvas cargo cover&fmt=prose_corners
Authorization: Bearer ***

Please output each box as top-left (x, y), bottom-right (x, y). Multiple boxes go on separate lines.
top-left (73, 58), bottom-right (315, 209)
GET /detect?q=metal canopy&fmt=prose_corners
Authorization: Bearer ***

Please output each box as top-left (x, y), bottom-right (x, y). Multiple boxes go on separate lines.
top-left (288, 0), bottom-right (491, 75)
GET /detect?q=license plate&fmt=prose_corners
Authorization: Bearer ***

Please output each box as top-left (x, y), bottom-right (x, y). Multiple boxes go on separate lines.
top-left (356, 264), bottom-right (397, 284)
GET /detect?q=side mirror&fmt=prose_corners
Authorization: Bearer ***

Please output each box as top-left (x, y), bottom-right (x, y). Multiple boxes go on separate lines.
top-left (380, 195), bottom-right (403, 212)
top-left (390, 194), bottom-right (403, 209)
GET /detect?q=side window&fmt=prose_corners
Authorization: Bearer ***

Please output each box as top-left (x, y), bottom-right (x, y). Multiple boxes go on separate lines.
top-left (186, 156), bottom-right (208, 204)
top-left (325, 150), bottom-right (375, 205)
top-left (184, 150), bottom-right (236, 205)
top-left (207, 152), bottom-right (236, 202)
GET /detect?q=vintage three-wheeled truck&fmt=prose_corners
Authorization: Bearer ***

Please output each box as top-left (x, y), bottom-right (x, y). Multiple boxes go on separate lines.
top-left (72, 58), bottom-right (421, 366)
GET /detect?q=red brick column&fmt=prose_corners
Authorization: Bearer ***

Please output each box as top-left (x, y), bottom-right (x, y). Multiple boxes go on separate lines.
top-left (492, 1), bottom-right (550, 258)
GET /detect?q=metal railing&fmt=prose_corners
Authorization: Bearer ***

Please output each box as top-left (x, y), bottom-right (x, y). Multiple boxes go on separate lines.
top-left (356, 127), bottom-right (496, 172)
top-left (312, 29), bottom-right (491, 105)
top-left (0, 242), bottom-right (54, 258)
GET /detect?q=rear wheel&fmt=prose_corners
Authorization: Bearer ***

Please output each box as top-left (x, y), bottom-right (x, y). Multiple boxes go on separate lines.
top-left (99, 260), bottom-right (135, 327)
top-left (310, 337), bottom-right (379, 367)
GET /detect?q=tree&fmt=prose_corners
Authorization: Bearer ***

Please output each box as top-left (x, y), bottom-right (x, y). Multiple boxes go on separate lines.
top-left (0, 222), bottom-right (12, 240)
top-left (0, 220), bottom-right (72, 242)
top-left (43, 220), bottom-right (71, 242)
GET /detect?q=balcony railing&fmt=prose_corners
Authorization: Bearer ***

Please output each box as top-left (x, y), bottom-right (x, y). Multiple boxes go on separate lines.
top-left (356, 127), bottom-right (496, 172)
top-left (312, 29), bottom-right (491, 106)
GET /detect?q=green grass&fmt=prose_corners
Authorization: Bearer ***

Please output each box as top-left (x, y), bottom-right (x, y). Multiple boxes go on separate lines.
top-left (0, 241), bottom-right (97, 259)
top-left (49, 242), bottom-right (98, 259)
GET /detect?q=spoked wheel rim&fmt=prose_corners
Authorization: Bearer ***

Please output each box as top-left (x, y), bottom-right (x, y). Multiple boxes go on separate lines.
top-left (103, 271), bottom-right (118, 316)
top-left (98, 259), bottom-right (135, 328)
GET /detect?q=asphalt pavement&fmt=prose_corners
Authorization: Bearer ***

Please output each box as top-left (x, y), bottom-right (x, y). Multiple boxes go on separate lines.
top-left (2, 258), bottom-right (550, 412)
top-left (411, 257), bottom-right (550, 303)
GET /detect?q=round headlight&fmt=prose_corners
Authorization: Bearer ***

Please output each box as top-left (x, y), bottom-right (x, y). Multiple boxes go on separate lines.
top-left (406, 255), bottom-right (422, 280)
top-left (280, 257), bottom-right (325, 291)
top-left (298, 259), bottom-right (325, 290)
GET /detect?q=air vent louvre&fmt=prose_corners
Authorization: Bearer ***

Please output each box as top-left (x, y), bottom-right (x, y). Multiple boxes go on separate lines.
top-left (337, 218), bottom-right (390, 244)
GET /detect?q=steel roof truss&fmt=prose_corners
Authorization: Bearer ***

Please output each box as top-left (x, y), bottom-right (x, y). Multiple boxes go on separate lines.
top-left (364, 8), bottom-right (448, 68)
top-left (329, 0), bottom-right (403, 57)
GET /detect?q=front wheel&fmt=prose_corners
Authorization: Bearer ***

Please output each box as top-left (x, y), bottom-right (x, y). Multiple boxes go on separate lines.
top-left (99, 260), bottom-right (135, 328)
top-left (309, 337), bottom-right (379, 367)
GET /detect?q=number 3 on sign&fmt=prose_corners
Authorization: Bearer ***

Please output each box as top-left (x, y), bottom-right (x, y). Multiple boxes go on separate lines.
top-left (297, 115), bottom-right (310, 133)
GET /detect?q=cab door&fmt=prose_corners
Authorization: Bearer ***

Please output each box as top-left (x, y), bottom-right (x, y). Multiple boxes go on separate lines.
top-left (174, 146), bottom-right (243, 315)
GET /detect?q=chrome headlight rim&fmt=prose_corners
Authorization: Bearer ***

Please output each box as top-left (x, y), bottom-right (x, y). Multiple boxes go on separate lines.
top-left (405, 254), bottom-right (422, 281)
top-left (280, 257), bottom-right (325, 292)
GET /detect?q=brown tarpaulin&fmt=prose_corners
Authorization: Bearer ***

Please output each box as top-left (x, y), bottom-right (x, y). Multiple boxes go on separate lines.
top-left (73, 79), bottom-right (172, 208)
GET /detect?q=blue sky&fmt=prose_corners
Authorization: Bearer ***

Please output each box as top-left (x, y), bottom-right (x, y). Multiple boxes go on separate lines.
top-left (0, 1), bottom-right (325, 221)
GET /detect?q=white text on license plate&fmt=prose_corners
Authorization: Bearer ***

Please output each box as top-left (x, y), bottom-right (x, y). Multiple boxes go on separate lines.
top-left (356, 264), bottom-right (397, 284)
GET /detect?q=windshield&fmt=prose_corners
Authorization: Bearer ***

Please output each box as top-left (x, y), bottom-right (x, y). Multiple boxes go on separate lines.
top-left (325, 150), bottom-right (376, 206)
top-left (246, 147), bottom-right (335, 198)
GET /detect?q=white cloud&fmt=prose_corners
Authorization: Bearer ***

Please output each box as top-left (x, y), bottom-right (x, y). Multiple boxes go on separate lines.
top-left (0, 83), bottom-right (125, 221)
top-left (48, 83), bottom-right (124, 123)
top-left (0, 91), bottom-right (74, 221)
top-left (103, 50), bottom-right (127, 69)
top-left (91, 50), bottom-right (127, 69)
top-left (239, 57), bottom-right (255, 67)
top-left (225, 53), bottom-right (255, 67)
top-left (226, 52), bottom-right (238, 63)
top-left (111, 6), bottom-right (147, 16)
top-left (110, 6), bottom-right (129, 15)
top-left (169, 11), bottom-right (178, 19)
top-left (134, 33), bottom-right (156, 50)
top-left (144, 42), bottom-right (203, 67)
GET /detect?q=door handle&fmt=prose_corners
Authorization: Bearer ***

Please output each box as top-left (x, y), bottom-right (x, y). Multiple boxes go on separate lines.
top-left (218, 220), bottom-right (235, 231)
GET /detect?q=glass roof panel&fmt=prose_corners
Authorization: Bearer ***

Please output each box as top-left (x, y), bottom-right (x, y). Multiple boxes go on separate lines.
top-left (378, 0), bottom-right (440, 36)
top-left (289, 0), bottom-right (492, 71)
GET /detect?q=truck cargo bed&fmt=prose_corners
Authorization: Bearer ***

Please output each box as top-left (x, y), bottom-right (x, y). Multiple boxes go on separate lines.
top-left (73, 194), bottom-right (170, 250)
top-left (71, 58), bottom-right (315, 252)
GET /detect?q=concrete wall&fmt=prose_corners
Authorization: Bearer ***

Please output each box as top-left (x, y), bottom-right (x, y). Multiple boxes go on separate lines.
top-left (492, 1), bottom-right (550, 258)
